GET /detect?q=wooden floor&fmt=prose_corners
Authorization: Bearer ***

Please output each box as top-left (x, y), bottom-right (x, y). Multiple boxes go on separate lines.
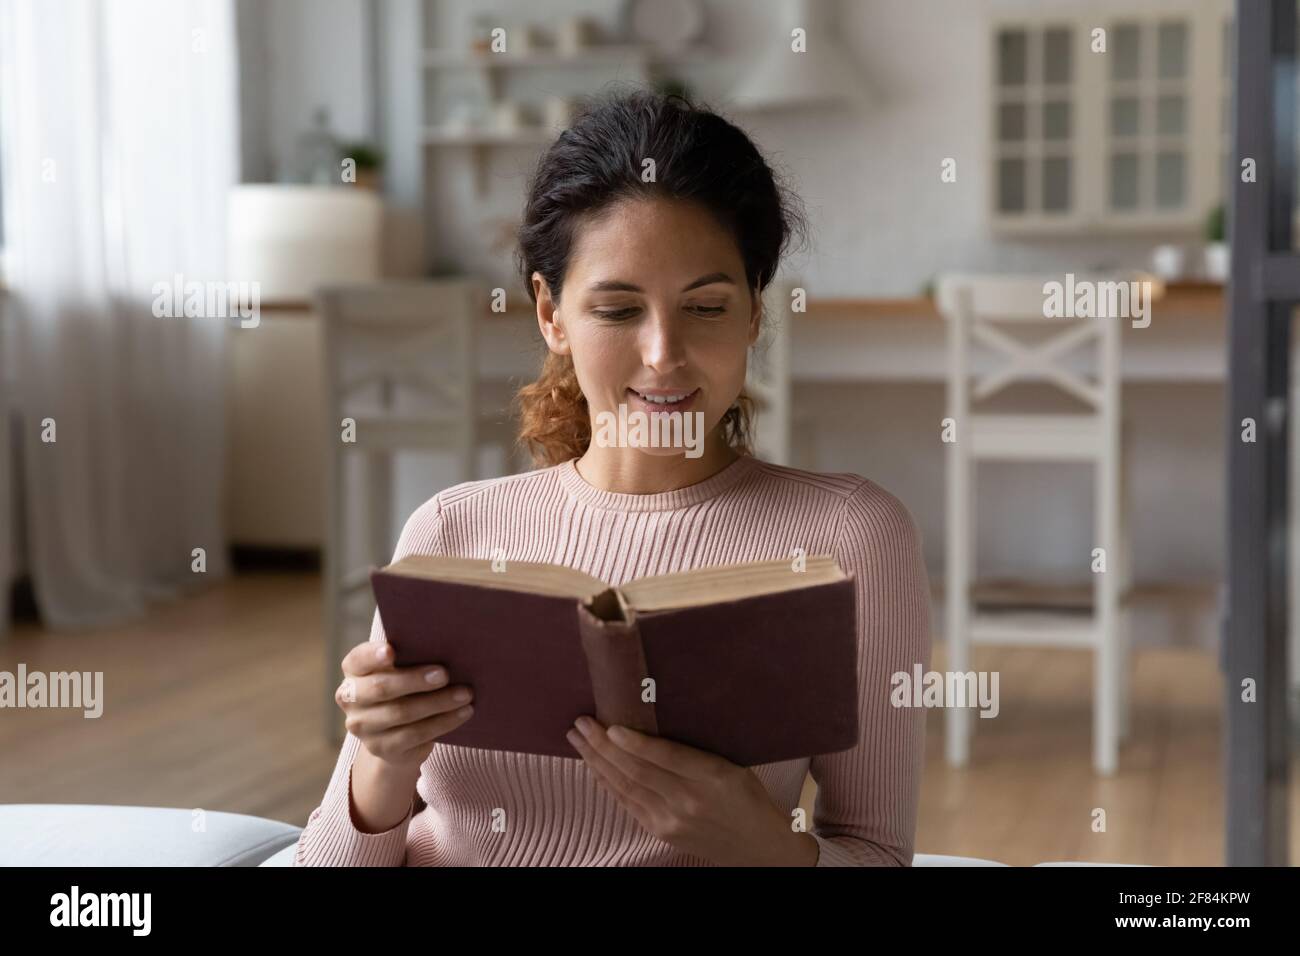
top-left (1, 571), bottom-right (1295, 866)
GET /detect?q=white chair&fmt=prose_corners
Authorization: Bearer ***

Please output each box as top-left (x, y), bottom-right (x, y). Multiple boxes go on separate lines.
top-left (745, 278), bottom-right (795, 465)
top-left (318, 279), bottom-right (483, 744)
top-left (938, 274), bottom-right (1135, 776)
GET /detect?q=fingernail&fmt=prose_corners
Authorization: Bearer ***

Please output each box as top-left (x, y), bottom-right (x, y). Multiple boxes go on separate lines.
top-left (453, 687), bottom-right (472, 702)
top-left (425, 668), bottom-right (445, 685)
top-left (458, 705), bottom-right (474, 717)
top-left (375, 644), bottom-right (389, 661)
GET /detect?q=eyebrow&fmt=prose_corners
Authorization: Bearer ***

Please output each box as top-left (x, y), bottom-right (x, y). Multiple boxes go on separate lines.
top-left (587, 272), bottom-right (737, 294)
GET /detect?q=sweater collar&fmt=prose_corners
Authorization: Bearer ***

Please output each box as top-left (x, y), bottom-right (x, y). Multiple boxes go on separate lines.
top-left (557, 454), bottom-right (756, 512)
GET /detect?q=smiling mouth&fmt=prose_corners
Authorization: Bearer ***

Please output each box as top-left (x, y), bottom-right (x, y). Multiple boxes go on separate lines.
top-left (627, 387), bottom-right (700, 409)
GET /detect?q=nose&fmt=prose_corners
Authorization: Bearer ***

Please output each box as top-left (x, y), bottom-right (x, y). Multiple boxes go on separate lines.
top-left (638, 306), bottom-right (687, 375)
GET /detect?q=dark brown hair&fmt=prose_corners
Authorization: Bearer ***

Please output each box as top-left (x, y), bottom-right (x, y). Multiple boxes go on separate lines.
top-left (512, 88), bottom-right (807, 467)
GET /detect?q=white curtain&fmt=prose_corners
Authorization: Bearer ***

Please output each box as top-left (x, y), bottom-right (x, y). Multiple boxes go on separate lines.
top-left (0, 0), bottom-right (239, 629)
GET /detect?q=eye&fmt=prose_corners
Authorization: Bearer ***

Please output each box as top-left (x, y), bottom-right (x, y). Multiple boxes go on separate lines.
top-left (688, 305), bottom-right (727, 317)
top-left (592, 307), bottom-right (639, 320)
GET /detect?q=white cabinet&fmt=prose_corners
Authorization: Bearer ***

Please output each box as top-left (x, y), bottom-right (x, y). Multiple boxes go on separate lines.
top-left (225, 308), bottom-right (326, 548)
top-left (991, 0), bottom-right (1232, 235)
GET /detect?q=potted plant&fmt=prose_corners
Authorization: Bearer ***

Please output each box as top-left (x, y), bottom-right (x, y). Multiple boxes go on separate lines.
top-left (1204, 203), bottom-right (1228, 283)
top-left (339, 142), bottom-right (384, 191)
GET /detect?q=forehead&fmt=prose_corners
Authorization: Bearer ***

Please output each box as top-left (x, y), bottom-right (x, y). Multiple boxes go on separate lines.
top-left (566, 196), bottom-right (742, 281)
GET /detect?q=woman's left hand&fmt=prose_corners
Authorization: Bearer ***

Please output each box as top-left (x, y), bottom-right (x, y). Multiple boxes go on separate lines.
top-left (566, 715), bottom-right (819, 866)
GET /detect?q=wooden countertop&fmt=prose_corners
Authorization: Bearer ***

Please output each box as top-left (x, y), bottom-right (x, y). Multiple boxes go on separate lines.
top-left (811, 280), bottom-right (1225, 319)
top-left (261, 281), bottom-right (1226, 318)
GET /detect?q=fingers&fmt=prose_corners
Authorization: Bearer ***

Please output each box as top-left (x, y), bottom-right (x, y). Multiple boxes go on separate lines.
top-left (342, 640), bottom-right (397, 678)
top-left (339, 665), bottom-right (455, 709)
top-left (603, 724), bottom-right (726, 781)
top-left (568, 719), bottom-right (672, 815)
top-left (340, 641), bottom-right (460, 708)
top-left (375, 684), bottom-right (473, 731)
top-left (371, 703), bottom-right (476, 759)
top-left (344, 685), bottom-right (473, 739)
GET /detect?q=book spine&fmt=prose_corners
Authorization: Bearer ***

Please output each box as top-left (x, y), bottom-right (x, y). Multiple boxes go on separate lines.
top-left (575, 601), bottom-right (659, 736)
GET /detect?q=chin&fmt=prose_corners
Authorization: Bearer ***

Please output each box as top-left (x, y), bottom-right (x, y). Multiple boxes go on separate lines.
top-left (633, 444), bottom-right (699, 459)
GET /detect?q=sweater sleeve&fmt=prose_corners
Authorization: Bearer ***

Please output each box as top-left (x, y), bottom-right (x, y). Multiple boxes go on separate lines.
top-left (808, 479), bottom-right (932, 867)
top-left (294, 495), bottom-right (447, 867)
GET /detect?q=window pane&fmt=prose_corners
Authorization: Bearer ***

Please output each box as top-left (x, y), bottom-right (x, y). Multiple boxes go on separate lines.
top-left (999, 102), bottom-right (1027, 141)
top-left (1112, 23), bottom-right (1140, 81)
top-left (1158, 94), bottom-right (1186, 135)
top-left (1044, 27), bottom-right (1072, 83)
top-left (999, 30), bottom-right (1027, 86)
top-left (1111, 97), bottom-right (1140, 137)
top-left (1156, 151), bottom-right (1186, 208)
top-left (998, 158), bottom-right (1027, 212)
top-left (1043, 100), bottom-right (1070, 139)
top-left (1111, 153), bottom-right (1140, 209)
top-left (1043, 157), bottom-right (1071, 211)
top-left (1158, 22), bottom-right (1188, 78)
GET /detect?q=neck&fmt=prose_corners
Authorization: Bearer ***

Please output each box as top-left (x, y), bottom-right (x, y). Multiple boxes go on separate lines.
top-left (575, 431), bottom-right (740, 495)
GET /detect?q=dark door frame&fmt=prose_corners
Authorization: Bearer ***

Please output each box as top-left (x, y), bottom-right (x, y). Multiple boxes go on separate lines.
top-left (1225, 0), bottom-right (1293, 866)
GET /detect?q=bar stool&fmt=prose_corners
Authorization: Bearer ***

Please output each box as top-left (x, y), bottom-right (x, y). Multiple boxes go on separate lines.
top-left (318, 279), bottom-right (482, 743)
top-left (937, 273), bottom-right (1136, 775)
top-left (746, 277), bottom-right (796, 465)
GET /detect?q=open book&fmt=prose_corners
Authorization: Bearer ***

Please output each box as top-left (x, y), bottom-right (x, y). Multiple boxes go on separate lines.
top-left (369, 554), bottom-right (859, 766)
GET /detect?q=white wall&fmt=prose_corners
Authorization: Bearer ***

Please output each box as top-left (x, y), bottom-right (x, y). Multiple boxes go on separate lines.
top-left (238, 0), bottom-right (1221, 288)
top-left (737, 0), bottom-right (1173, 295)
top-left (239, 0), bottom-right (374, 182)
top-left (232, 0), bottom-right (1237, 597)
top-left (410, 0), bottom-right (1216, 294)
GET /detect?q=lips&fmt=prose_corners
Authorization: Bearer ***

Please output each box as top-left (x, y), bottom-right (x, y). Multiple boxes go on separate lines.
top-left (626, 387), bottom-right (700, 412)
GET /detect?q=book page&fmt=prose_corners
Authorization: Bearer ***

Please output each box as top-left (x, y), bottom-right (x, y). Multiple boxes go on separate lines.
top-left (620, 555), bottom-right (845, 612)
top-left (382, 554), bottom-right (609, 599)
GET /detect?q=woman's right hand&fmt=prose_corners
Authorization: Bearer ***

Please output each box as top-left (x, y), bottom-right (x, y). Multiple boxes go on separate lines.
top-left (336, 640), bottom-right (475, 774)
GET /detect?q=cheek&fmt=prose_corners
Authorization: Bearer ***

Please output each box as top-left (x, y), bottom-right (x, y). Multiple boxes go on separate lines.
top-left (706, 332), bottom-right (751, 386)
top-left (567, 328), bottom-right (636, 395)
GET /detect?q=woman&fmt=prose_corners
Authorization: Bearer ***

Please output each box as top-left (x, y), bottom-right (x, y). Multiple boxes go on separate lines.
top-left (296, 90), bottom-right (932, 867)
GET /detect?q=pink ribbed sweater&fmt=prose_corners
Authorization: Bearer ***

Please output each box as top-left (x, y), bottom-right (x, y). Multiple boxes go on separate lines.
top-left (295, 453), bottom-right (932, 866)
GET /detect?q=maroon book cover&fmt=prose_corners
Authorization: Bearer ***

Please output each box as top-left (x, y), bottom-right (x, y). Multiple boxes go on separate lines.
top-left (370, 566), bottom-right (859, 766)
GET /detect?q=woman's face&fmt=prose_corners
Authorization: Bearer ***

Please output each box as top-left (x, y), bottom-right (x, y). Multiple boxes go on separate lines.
top-left (533, 196), bottom-right (761, 459)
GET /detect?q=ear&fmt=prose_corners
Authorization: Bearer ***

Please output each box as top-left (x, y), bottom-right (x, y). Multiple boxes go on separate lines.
top-left (534, 272), bottom-right (571, 356)
top-left (747, 286), bottom-right (763, 347)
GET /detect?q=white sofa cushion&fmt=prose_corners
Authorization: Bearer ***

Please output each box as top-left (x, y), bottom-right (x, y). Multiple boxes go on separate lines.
top-left (913, 853), bottom-right (1008, 866)
top-left (259, 843), bottom-right (297, 867)
top-left (1033, 861), bottom-right (1146, 866)
top-left (0, 804), bottom-right (301, 867)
